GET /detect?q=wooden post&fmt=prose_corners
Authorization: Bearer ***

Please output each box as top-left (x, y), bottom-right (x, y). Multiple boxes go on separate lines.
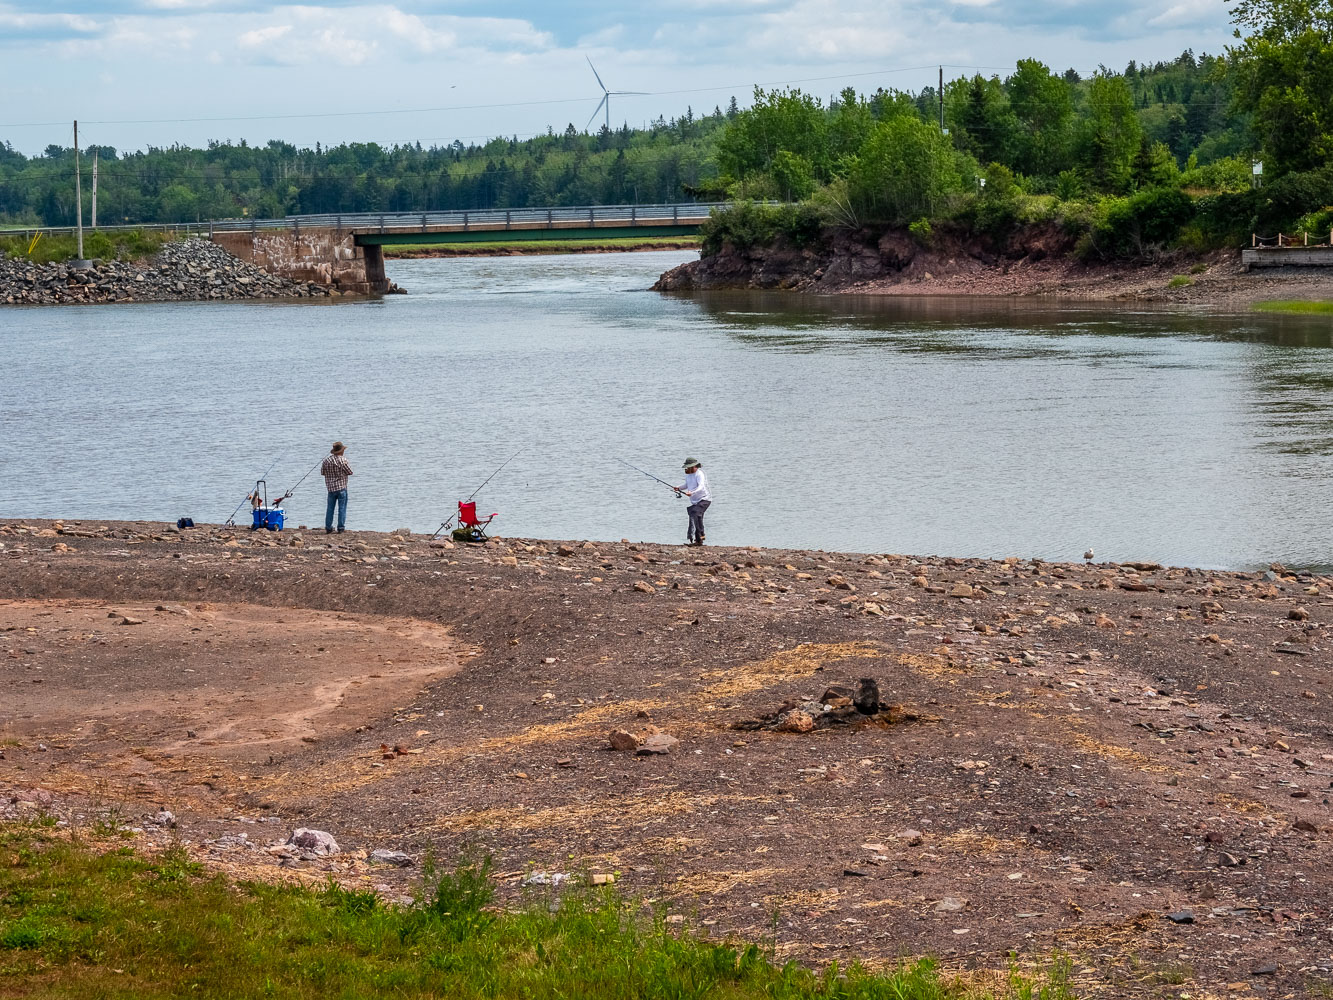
top-left (73, 120), bottom-right (84, 259)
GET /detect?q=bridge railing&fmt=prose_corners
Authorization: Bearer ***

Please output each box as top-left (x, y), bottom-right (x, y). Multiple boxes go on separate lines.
top-left (1251, 230), bottom-right (1333, 249)
top-left (3, 202), bottom-right (734, 241)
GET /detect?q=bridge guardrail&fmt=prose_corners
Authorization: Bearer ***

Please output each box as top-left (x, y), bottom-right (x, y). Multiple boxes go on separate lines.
top-left (4, 202), bottom-right (743, 241)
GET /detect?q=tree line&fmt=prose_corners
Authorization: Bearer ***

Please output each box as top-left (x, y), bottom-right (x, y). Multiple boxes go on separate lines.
top-left (2, 0), bottom-right (1329, 258)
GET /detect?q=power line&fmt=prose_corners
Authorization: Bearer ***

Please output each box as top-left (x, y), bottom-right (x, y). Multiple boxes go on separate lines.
top-left (0, 62), bottom-right (1040, 131)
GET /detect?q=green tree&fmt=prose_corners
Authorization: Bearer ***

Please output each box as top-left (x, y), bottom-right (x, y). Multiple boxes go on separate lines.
top-left (947, 75), bottom-right (1017, 166)
top-left (1006, 59), bottom-right (1074, 176)
top-left (1227, 0), bottom-right (1333, 174)
top-left (768, 150), bottom-right (816, 200)
top-left (848, 116), bottom-right (962, 223)
top-left (1079, 73), bottom-right (1142, 191)
top-left (715, 87), bottom-right (829, 186)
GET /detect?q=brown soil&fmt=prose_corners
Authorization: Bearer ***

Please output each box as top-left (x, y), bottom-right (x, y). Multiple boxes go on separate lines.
top-left (653, 226), bottom-right (1333, 306)
top-left (3, 518), bottom-right (1332, 997)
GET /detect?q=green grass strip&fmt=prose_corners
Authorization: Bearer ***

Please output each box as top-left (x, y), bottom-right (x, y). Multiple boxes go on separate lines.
top-left (0, 230), bottom-right (169, 265)
top-left (1252, 300), bottom-right (1333, 314)
top-left (0, 826), bottom-right (1075, 999)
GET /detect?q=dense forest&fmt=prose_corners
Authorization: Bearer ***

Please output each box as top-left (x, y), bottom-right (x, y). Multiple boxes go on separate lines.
top-left (2, 0), bottom-right (1330, 258)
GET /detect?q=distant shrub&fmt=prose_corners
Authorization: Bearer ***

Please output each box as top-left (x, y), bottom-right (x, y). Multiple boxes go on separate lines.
top-left (1085, 186), bottom-right (1195, 259)
top-left (700, 201), bottom-right (823, 255)
top-left (908, 217), bottom-right (932, 246)
top-left (1168, 275), bottom-right (1193, 288)
top-left (1180, 155), bottom-right (1252, 194)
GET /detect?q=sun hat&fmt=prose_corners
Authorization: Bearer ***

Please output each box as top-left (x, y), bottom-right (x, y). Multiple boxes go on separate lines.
top-left (682, 457), bottom-right (700, 469)
top-left (331, 441), bottom-right (345, 454)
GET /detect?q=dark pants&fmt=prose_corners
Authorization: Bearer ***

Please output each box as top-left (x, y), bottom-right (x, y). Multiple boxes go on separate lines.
top-left (687, 499), bottom-right (710, 543)
top-left (325, 489), bottom-right (347, 531)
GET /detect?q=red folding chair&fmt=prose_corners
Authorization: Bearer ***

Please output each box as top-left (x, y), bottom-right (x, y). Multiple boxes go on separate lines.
top-left (455, 500), bottom-right (497, 542)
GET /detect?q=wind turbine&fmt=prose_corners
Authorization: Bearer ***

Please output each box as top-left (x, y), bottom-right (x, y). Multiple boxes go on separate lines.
top-left (585, 56), bottom-right (646, 131)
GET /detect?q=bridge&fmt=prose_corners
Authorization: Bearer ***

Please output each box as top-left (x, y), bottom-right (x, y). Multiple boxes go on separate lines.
top-left (14, 203), bottom-right (722, 295)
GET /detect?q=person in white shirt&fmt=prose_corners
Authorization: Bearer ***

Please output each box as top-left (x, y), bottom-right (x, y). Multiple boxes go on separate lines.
top-left (675, 457), bottom-right (711, 546)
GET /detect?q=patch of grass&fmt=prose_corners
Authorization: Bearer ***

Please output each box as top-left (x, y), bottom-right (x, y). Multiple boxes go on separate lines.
top-left (0, 826), bottom-right (1077, 999)
top-left (0, 229), bottom-right (169, 265)
top-left (382, 235), bottom-right (699, 256)
top-left (1167, 275), bottom-right (1193, 288)
top-left (1253, 299), bottom-right (1333, 314)
top-left (1189, 262), bottom-right (1209, 274)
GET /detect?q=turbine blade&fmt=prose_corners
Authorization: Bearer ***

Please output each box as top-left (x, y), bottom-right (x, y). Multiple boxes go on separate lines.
top-left (586, 55), bottom-right (608, 94)
top-left (610, 91), bottom-right (649, 96)
top-left (585, 94), bottom-right (608, 130)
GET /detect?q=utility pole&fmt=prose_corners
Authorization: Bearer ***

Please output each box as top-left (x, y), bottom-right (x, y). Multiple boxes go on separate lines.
top-left (91, 147), bottom-right (98, 229)
top-left (73, 120), bottom-right (85, 259)
top-left (939, 66), bottom-right (944, 131)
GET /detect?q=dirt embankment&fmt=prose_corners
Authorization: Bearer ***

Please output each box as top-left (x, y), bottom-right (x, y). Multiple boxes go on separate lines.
top-left (653, 224), bottom-right (1333, 305)
top-left (3, 518), bottom-right (1333, 997)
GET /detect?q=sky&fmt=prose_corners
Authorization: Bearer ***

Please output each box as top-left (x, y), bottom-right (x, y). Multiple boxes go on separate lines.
top-left (0, 1), bottom-right (1237, 156)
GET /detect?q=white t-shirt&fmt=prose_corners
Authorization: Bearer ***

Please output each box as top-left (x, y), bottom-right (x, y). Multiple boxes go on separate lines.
top-left (683, 470), bottom-right (711, 503)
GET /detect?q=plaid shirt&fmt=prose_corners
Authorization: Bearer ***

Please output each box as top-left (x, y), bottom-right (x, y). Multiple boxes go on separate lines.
top-left (321, 453), bottom-right (352, 492)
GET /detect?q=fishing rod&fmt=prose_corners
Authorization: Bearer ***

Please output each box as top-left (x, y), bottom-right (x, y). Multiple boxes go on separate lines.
top-left (469, 449), bottom-right (522, 501)
top-left (275, 457), bottom-right (323, 504)
top-left (615, 457), bottom-right (683, 498)
top-left (432, 449), bottom-right (523, 539)
top-left (224, 453), bottom-right (283, 526)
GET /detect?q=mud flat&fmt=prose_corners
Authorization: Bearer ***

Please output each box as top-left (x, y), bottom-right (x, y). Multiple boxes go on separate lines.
top-left (2, 518), bottom-right (1331, 996)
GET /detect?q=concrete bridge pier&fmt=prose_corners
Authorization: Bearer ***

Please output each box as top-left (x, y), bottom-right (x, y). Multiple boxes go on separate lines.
top-left (211, 226), bottom-right (388, 295)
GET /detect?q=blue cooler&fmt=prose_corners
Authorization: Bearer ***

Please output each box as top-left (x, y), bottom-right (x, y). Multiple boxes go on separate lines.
top-left (251, 507), bottom-right (285, 531)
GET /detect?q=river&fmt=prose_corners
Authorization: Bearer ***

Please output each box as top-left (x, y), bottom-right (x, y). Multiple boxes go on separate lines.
top-left (2, 249), bottom-right (1332, 570)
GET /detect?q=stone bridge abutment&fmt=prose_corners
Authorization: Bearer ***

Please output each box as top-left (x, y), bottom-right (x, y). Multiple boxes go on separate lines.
top-left (211, 227), bottom-right (387, 295)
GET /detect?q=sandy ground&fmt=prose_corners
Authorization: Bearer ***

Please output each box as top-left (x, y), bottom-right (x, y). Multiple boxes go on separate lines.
top-left (2, 518), bottom-right (1332, 998)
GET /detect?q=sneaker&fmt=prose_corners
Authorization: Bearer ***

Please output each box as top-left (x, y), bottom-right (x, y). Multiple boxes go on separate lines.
top-left (325, 527), bottom-right (333, 534)
top-left (337, 528), bottom-right (345, 533)
top-left (697, 535), bottom-right (705, 545)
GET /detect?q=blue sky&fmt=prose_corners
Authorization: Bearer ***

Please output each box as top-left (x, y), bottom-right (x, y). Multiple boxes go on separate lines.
top-left (1, 1), bottom-right (1234, 155)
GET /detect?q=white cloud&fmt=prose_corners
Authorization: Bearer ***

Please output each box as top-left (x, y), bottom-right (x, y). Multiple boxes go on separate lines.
top-left (1147, 0), bottom-right (1218, 29)
top-left (238, 24), bottom-right (292, 47)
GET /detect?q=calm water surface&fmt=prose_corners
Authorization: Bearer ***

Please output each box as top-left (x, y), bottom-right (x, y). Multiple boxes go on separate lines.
top-left (3, 249), bottom-right (1333, 570)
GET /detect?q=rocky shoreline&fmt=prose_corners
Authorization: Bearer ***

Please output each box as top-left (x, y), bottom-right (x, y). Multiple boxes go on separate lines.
top-left (653, 226), bottom-right (1333, 305)
top-left (1, 239), bottom-right (332, 306)
top-left (3, 517), bottom-right (1332, 997)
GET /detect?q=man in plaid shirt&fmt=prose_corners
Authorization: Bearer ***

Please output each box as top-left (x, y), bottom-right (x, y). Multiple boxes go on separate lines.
top-left (321, 441), bottom-right (353, 533)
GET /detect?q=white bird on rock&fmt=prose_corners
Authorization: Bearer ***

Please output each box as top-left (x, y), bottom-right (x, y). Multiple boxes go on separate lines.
top-left (1083, 548), bottom-right (1095, 563)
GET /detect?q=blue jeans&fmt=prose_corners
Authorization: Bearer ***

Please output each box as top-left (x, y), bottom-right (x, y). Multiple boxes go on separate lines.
top-left (325, 489), bottom-right (347, 531)
top-left (687, 499), bottom-right (710, 543)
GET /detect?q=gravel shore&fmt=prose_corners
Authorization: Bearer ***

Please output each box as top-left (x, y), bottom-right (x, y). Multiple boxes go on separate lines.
top-left (0, 239), bottom-right (331, 305)
top-left (2, 519), bottom-right (1331, 996)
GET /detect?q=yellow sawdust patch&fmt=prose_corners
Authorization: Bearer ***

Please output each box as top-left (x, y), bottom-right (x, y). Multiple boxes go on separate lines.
top-left (246, 699), bottom-right (669, 799)
top-left (764, 887), bottom-right (841, 911)
top-left (671, 868), bottom-right (789, 895)
top-left (1215, 793), bottom-right (1275, 817)
top-left (896, 651), bottom-right (970, 678)
top-left (429, 791), bottom-right (760, 833)
top-left (1053, 910), bottom-right (1161, 951)
top-left (1069, 733), bottom-right (1170, 773)
top-left (934, 830), bottom-right (1010, 854)
top-left (695, 642), bottom-right (882, 702)
top-left (852, 897), bottom-right (907, 910)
